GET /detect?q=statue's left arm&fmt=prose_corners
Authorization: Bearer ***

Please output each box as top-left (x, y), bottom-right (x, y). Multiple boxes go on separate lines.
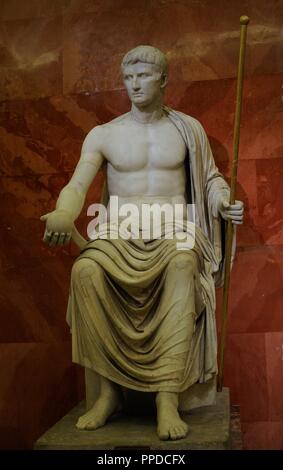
top-left (199, 124), bottom-right (244, 226)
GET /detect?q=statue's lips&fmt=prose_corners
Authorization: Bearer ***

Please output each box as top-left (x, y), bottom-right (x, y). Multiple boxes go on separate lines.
top-left (133, 93), bottom-right (143, 96)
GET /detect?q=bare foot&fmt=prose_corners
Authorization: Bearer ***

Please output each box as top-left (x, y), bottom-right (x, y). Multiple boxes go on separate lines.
top-left (76, 385), bottom-right (122, 430)
top-left (156, 391), bottom-right (189, 440)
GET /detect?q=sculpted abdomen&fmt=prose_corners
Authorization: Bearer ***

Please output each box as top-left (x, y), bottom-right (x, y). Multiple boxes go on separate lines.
top-left (147, 167), bottom-right (186, 195)
top-left (104, 117), bottom-right (187, 197)
top-left (107, 165), bottom-right (186, 197)
top-left (107, 165), bottom-right (149, 196)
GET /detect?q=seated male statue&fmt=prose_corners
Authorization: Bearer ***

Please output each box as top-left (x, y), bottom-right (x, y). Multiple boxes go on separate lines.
top-left (41, 45), bottom-right (243, 441)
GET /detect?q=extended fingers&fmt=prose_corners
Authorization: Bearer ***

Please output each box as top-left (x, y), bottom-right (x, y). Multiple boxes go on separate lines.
top-left (49, 232), bottom-right (60, 247)
top-left (57, 233), bottom-right (66, 246)
top-left (43, 229), bottom-right (52, 244)
top-left (58, 232), bottom-right (72, 246)
top-left (43, 230), bottom-right (72, 246)
top-left (65, 233), bottom-right (72, 245)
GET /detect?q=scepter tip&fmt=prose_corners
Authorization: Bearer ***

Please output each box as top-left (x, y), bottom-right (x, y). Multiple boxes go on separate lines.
top-left (240, 15), bottom-right (250, 25)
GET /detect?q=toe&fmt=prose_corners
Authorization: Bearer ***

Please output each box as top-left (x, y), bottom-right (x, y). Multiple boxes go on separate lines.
top-left (180, 424), bottom-right (189, 438)
top-left (76, 420), bottom-right (85, 430)
top-left (85, 422), bottom-right (95, 430)
top-left (158, 427), bottom-right (169, 441)
top-left (174, 426), bottom-right (183, 439)
top-left (175, 426), bottom-right (182, 439)
top-left (86, 418), bottom-right (103, 430)
top-left (77, 417), bottom-right (88, 427)
top-left (169, 427), bottom-right (178, 440)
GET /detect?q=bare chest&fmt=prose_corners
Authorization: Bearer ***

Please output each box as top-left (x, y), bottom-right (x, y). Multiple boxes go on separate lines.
top-left (102, 119), bottom-right (187, 172)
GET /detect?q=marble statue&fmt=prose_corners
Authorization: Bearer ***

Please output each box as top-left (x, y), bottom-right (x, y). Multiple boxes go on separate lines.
top-left (40, 46), bottom-right (243, 441)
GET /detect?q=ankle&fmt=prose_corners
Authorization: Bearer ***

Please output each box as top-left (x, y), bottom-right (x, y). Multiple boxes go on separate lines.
top-left (156, 391), bottom-right (179, 408)
top-left (100, 378), bottom-right (119, 395)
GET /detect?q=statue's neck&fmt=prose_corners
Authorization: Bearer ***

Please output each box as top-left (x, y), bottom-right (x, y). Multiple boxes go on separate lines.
top-left (131, 102), bottom-right (164, 124)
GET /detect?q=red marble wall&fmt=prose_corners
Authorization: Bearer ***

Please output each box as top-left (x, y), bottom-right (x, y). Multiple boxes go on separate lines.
top-left (0, 0), bottom-right (282, 449)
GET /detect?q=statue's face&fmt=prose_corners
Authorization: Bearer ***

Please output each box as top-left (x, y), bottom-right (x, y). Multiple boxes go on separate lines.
top-left (122, 62), bottom-right (165, 107)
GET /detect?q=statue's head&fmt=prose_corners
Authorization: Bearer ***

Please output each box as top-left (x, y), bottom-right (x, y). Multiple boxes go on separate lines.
top-left (121, 45), bottom-right (168, 107)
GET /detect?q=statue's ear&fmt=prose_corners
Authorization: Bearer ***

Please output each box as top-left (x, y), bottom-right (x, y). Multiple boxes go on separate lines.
top-left (160, 73), bottom-right (168, 89)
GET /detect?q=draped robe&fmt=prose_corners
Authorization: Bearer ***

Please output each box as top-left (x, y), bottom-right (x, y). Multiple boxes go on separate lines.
top-left (66, 108), bottom-right (234, 409)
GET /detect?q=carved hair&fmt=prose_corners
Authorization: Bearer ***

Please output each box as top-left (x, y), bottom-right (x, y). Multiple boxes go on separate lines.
top-left (121, 45), bottom-right (168, 76)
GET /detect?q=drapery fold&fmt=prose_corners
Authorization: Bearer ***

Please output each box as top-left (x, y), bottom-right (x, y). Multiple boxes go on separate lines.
top-left (67, 109), bottom-right (235, 403)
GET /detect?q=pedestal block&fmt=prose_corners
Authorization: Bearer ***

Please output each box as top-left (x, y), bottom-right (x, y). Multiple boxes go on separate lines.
top-left (35, 388), bottom-right (232, 450)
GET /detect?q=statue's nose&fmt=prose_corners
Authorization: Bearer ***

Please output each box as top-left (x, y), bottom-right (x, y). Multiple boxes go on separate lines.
top-left (132, 77), bottom-right (140, 90)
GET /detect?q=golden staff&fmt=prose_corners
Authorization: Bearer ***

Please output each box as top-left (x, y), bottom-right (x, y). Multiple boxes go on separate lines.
top-left (217, 15), bottom-right (250, 392)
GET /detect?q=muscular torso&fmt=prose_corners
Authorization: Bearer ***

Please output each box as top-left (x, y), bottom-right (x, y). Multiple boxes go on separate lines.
top-left (100, 114), bottom-right (187, 206)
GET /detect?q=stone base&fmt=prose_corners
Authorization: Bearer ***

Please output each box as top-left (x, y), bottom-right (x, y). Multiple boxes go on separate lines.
top-left (35, 388), bottom-right (231, 450)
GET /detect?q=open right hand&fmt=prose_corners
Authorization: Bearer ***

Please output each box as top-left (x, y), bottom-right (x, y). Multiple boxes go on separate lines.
top-left (40, 209), bottom-right (74, 247)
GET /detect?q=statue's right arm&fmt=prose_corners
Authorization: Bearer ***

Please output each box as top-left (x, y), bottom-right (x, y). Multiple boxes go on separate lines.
top-left (40, 126), bottom-right (105, 246)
